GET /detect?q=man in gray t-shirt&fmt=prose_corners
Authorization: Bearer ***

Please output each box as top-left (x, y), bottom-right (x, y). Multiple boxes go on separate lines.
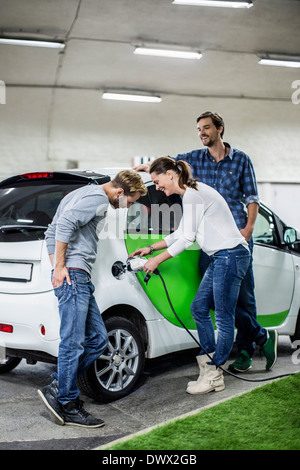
top-left (38, 170), bottom-right (146, 428)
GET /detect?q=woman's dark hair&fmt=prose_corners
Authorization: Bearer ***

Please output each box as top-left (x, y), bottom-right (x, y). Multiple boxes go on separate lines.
top-left (149, 157), bottom-right (198, 190)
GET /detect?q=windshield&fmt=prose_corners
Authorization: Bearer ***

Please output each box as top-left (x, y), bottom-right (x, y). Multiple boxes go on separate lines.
top-left (0, 181), bottom-right (84, 242)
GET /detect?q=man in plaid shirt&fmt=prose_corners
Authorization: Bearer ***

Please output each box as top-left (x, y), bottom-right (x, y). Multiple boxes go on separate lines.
top-left (135, 111), bottom-right (277, 373)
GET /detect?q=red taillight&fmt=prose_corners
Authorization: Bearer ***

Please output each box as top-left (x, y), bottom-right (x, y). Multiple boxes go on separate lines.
top-left (20, 172), bottom-right (53, 179)
top-left (0, 323), bottom-right (13, 333)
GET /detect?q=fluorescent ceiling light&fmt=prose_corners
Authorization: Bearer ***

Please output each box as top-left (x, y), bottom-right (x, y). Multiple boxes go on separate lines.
top-left (258, 58), bottom-right (300, 68)
top-left (0, 38), bottom-right (65, 49)
top-left (172, 0), bottom-right (253, 8)
top-left (134, 47), bottom-right (202, 60)
top-left (102, 92), bottom-right (161, 103)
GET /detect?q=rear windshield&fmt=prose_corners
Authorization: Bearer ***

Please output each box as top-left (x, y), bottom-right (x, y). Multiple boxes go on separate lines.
top-left (0, 181), bottom-right (84, 242)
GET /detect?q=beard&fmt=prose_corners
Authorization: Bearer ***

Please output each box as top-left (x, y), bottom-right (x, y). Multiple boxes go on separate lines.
top-left (109, 196), bottom-right (120, 209)
top-left (201, 136), bottom-right (214, 147)
top-left (109, 195), bottom-right (128, 209)
top-left (201, 130), bottom-right (219, 147)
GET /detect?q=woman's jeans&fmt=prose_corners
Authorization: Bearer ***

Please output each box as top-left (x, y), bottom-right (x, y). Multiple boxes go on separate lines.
top-left (52, 269), bottom-right (108, 404)
top-left (199, 239), bottom-right (267, 357)
top-left (191, 245), bottom-right (251, 367)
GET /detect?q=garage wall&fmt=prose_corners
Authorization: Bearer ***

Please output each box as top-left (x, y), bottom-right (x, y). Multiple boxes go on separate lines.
top-left (0, 86), bottom-right (300, 227)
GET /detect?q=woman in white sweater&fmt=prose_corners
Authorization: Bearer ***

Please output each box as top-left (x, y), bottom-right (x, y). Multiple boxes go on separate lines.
top-left (130, 157), bottom-right (251, 394)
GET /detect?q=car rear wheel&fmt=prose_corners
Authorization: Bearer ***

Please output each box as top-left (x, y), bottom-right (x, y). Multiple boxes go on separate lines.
top-left (0, 356), bottom-right (22, 374)
top-left (78, 316), bottom-right (145, 402)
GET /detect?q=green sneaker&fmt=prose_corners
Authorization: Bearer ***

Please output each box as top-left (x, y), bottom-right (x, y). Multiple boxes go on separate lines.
top-left (228, 350), bottom-right (252, 372)
top-left (261, 330), bottom-right (278, 370)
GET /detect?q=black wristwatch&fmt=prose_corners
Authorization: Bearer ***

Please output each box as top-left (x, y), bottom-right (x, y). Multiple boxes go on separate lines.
top-left (147, 245), bottom-right (154, 255)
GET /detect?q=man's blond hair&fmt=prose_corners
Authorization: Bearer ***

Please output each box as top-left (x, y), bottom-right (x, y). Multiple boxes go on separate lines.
top-left (112, 170), bottom-right (147, 196)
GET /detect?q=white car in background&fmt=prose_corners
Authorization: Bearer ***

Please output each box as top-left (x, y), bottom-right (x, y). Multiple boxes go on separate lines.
top-left (0, 169), bottom-right (300, 402)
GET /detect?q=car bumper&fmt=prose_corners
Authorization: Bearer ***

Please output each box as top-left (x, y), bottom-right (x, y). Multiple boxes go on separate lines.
top-left (0, 290), bottom-right (59, 358)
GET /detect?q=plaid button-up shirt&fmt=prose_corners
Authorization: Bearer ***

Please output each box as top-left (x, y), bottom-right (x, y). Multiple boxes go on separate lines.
top-left (174, 143), bottom-right (260, 230)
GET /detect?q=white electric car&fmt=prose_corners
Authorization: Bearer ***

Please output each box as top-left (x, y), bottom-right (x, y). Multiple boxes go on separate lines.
top-left (0, 169), bottom-right (300, 401)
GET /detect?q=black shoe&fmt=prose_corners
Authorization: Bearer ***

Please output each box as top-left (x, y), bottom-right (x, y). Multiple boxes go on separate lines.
top-left (38, 380), bottom-right (64, 426)
top-left (60, 398), bottom-right (105, 428)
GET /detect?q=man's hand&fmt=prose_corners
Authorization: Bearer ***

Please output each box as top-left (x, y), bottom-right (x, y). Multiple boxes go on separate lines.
top-left (52, 266), bottom-right (71, 288)
top-left (240, 226), bottom-right (253, 242)
top-left (52, 240), bottom-right (71, 288)
top-left (133, 163), bottom-right (151, 172)
top-left (241, 202), bottom-right (259, 241)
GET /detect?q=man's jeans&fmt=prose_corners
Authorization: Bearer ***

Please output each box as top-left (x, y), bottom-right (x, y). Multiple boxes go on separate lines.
top-left (199, 239), bottom-right (267, 357)
top-left (52, 269), bottom-right (108, 404)
top-left (234, 239), bottom-right (267, 355)
top-left (191, 245), bottom-right (251, 366)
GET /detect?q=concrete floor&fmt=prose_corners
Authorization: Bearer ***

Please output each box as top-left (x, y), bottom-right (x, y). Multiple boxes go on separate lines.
top-left (0, 336), bottom-right (299, 450)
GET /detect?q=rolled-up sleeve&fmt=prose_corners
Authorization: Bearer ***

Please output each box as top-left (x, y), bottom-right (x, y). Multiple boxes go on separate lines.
top-left (243, 158), bottom-right (260, 207)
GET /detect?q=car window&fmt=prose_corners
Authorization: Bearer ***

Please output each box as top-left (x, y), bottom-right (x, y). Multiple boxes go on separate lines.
top-left (127, 184), bottom-right (182, 235)
top-left (253, 208), bottom-right (279, 246)
top-left (0, 182), bottom-right (83, 242)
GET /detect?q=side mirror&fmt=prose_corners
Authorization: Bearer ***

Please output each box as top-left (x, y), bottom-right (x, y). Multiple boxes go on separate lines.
top-left (283, 227), bottom-right (300, 245)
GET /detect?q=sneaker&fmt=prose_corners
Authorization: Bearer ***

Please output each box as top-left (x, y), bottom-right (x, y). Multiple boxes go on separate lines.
top-left (261, 330), bottom-right (278, 370)
top-left (60, 398), bottom-right (105, 428)
top-left (37, 380), bottom-right (64, 426)
top-left (228, 350), bottom-right (252, 373)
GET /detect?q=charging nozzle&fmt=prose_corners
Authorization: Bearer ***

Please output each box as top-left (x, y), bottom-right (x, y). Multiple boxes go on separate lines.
top-left (126, 256), bottom-right (148, 272)
top-left (112, 256), bottom-right (159, 284)
top-left (111, 256), bottom-right (148, 280)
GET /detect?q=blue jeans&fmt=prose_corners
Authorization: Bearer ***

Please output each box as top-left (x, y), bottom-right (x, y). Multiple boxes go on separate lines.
top-left (199, 239), bottom-right (267, 357)
top-left (234, 239), bottom-right (267, 355)
top-left (192, 245), bottom-right (251, 366)
top-left (52, 270), bottom-right (108, 404)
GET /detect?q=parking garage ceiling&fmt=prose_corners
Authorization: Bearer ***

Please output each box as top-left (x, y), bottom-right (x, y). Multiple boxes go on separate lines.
top-left (0, 0), bottom-right (300, 102)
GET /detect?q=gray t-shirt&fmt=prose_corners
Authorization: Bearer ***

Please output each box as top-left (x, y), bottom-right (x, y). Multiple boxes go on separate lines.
top-left (45, 185), bottom-right (109, 274)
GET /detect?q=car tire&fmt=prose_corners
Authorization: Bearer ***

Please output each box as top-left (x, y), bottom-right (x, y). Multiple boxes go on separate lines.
top-left (0, 356), bottom-right (22, 374)
top-left (78, 316), bottom-right (145, 402)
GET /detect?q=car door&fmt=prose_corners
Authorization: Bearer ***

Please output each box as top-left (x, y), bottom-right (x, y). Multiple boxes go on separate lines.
top-left (253, 204), bottom-right (295, 327)
top-left (125, 183), bottom-right (200, 329)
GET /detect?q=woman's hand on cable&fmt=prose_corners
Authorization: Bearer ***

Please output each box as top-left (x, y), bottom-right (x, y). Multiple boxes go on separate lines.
top-left (143, 257), bottom-right (160, 274)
